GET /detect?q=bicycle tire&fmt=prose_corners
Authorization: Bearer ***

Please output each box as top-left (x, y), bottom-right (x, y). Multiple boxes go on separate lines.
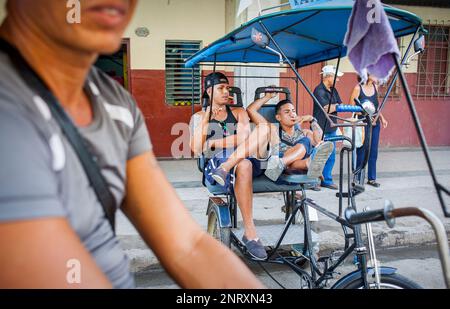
top-left (340, 273), bottom-right (422, 289)
top-left (207, 210), bottom-right (231, 248)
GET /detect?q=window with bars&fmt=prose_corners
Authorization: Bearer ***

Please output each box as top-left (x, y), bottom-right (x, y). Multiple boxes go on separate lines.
top-left (416, 23), bottom-right (450, 98)
top-left (378, 72), bottom-right (401, 99)
top-left (165, 40), bottom-right (202, 106)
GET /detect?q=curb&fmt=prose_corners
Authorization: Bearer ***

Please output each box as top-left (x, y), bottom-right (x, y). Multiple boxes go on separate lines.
top-left (119, 220), bottom-right (450, 274)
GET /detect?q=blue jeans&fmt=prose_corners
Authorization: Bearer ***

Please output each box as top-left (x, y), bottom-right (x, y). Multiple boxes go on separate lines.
top-left (357, 122), bottom-right (381, 181)
top-left (322, 129), bottom-right (338, 185)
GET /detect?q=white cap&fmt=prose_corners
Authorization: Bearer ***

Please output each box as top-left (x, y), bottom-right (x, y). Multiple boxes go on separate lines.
top-left (320, 65), bottom-right (344, 77)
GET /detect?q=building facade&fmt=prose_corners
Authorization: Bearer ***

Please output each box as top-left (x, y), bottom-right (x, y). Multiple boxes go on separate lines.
top-left (0, 0), bottom-right (449, 157)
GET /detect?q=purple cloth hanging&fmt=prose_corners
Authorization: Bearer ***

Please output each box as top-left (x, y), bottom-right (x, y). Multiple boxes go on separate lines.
top-left (344, 0), bottom-right (400, 83)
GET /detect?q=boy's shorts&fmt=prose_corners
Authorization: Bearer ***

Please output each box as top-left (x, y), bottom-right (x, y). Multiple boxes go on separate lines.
top-left (279, 137), bottom-right (313, 160)
top-left (204, 148), bottom-right (265, 193)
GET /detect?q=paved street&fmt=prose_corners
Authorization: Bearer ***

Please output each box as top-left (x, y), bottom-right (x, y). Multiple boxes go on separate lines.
top-left (116, 147), bottom-right (450, 288)
top-left (135, 245), bottom-right (446, 289)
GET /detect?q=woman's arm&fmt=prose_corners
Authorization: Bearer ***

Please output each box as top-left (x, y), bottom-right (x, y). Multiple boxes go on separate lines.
top-left (349, 85), bottom-right (361, 106)
top-left (379, 113), bottom-right (388, 129)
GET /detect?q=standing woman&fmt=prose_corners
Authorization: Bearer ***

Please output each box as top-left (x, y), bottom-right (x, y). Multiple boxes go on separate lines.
top-left (349, 75), bottom-right (388, 188)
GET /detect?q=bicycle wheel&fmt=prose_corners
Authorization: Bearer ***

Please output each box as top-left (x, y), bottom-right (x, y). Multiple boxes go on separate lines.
top-left (207, 210), bottom-right (231, 248)
top-left (341, 273), bottom-right (422, 289)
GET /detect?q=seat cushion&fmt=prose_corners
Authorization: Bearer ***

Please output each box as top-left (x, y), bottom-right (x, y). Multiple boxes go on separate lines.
top-left (252, 175), bottom-right (303, 193)
top-left (208, 173), bottom-right (318, 195)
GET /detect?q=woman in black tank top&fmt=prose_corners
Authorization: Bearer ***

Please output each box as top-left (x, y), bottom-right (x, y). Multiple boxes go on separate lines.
top-left (349, 74), bottom-right (389, 188)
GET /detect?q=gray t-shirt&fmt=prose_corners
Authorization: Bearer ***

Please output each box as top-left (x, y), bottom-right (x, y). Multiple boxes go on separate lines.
top-left (0, 51), bottom-right (152, 288)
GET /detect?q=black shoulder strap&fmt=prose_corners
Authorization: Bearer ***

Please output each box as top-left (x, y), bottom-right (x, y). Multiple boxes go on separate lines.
top-left (0, 39), bottom-right (116, 233)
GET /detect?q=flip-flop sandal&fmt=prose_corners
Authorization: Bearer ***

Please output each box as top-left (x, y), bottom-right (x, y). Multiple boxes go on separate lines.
top-left (307, 142), bottom-right (334, 179)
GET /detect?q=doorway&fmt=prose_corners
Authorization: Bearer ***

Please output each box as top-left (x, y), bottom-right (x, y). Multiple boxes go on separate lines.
top-left (95, 39), bottom-right (131, 92)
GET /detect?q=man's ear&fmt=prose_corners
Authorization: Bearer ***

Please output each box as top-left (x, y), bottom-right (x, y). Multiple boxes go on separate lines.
top-left (275, 114), bottom-right (281, 122)
top-left (206, 88), bottom-right (212, 97)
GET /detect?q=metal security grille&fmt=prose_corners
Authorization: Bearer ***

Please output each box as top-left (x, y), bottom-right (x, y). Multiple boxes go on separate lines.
top-left (416, 23), bottom-right (450, 98)
top-left (165, 40), bottom-right (201, 106)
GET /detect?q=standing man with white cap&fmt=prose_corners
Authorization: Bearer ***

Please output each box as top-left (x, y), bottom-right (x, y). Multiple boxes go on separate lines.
top-left (312, 65), bottom-right (344, 190)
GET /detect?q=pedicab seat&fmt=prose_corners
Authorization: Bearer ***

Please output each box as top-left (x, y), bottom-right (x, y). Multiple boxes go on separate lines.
top-left (200, 86), bottom-right (318, 196)
top-left (204, 169), bottom-right (319, 196)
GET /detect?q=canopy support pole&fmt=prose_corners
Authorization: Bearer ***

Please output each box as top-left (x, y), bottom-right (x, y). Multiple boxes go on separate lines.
top-left (191, 68), bottom-right (195, 115)
top-left (393, 55), bottom-right (450, 218)
top-left (208, 54), bottom-right (218, 120)
top-left (321, 50), bottom-right (342, 140)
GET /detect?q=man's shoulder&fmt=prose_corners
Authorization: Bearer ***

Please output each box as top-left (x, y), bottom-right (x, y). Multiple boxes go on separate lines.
top-left (313, 82), bottom-right (324, 93)
top-left (0, 52), bottom-right (34, 101)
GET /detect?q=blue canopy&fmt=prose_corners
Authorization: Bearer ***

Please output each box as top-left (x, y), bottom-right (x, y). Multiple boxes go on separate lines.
top-left (185, 0), bottom-right (422, 68)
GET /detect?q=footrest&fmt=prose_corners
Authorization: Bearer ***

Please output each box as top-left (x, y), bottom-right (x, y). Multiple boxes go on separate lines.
top-left (279, 174), bottom-right (320, 185)
top-left (335, 184), bottom-right (365, 198)
top-left (232, 224), bottom-right (319, 247)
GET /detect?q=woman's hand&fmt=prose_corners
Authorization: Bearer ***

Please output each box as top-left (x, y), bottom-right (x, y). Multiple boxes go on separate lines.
top-left (379, 114), bottom-right (388, 129)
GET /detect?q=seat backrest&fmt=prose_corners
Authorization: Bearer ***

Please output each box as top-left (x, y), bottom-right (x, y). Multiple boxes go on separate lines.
top-left (197, 155), bottom-right (206, 173)
top-left (253, 86), bottom-right (295, 125)
top-left (254, 86), bottom-right (292, 102)
top-left (259, 105), bottom-right (277, 124)
top-left (228, 86), bottom-right (244, 108)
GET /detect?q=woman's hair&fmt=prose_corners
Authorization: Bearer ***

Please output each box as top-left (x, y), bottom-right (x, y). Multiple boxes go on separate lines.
top-left (357, 74), bottom-right (376, 85)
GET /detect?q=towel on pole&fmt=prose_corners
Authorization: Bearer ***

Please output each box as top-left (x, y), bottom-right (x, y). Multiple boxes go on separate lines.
top-left (344, 0), bottom-right (400, 83)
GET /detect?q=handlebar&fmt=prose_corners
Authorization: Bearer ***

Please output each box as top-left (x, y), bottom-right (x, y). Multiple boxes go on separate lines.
top-left (345, 202), bottom-right (395, 227)
top-left (345, 202), bottom-right (450, 288)
top-left (336, 104), bottom-right (363, 113)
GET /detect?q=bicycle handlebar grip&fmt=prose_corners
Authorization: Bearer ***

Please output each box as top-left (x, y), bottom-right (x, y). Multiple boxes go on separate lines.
top-left (336, 104), bottom-right (363, 113)
top-left (345, 202), bottom-right (395, 227)
top-left (345, 208), bottom-right (386, 225)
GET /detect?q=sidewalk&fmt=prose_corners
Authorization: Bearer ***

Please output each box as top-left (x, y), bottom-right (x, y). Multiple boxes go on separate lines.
top-left (117, 147), bottom-right (450, 273)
